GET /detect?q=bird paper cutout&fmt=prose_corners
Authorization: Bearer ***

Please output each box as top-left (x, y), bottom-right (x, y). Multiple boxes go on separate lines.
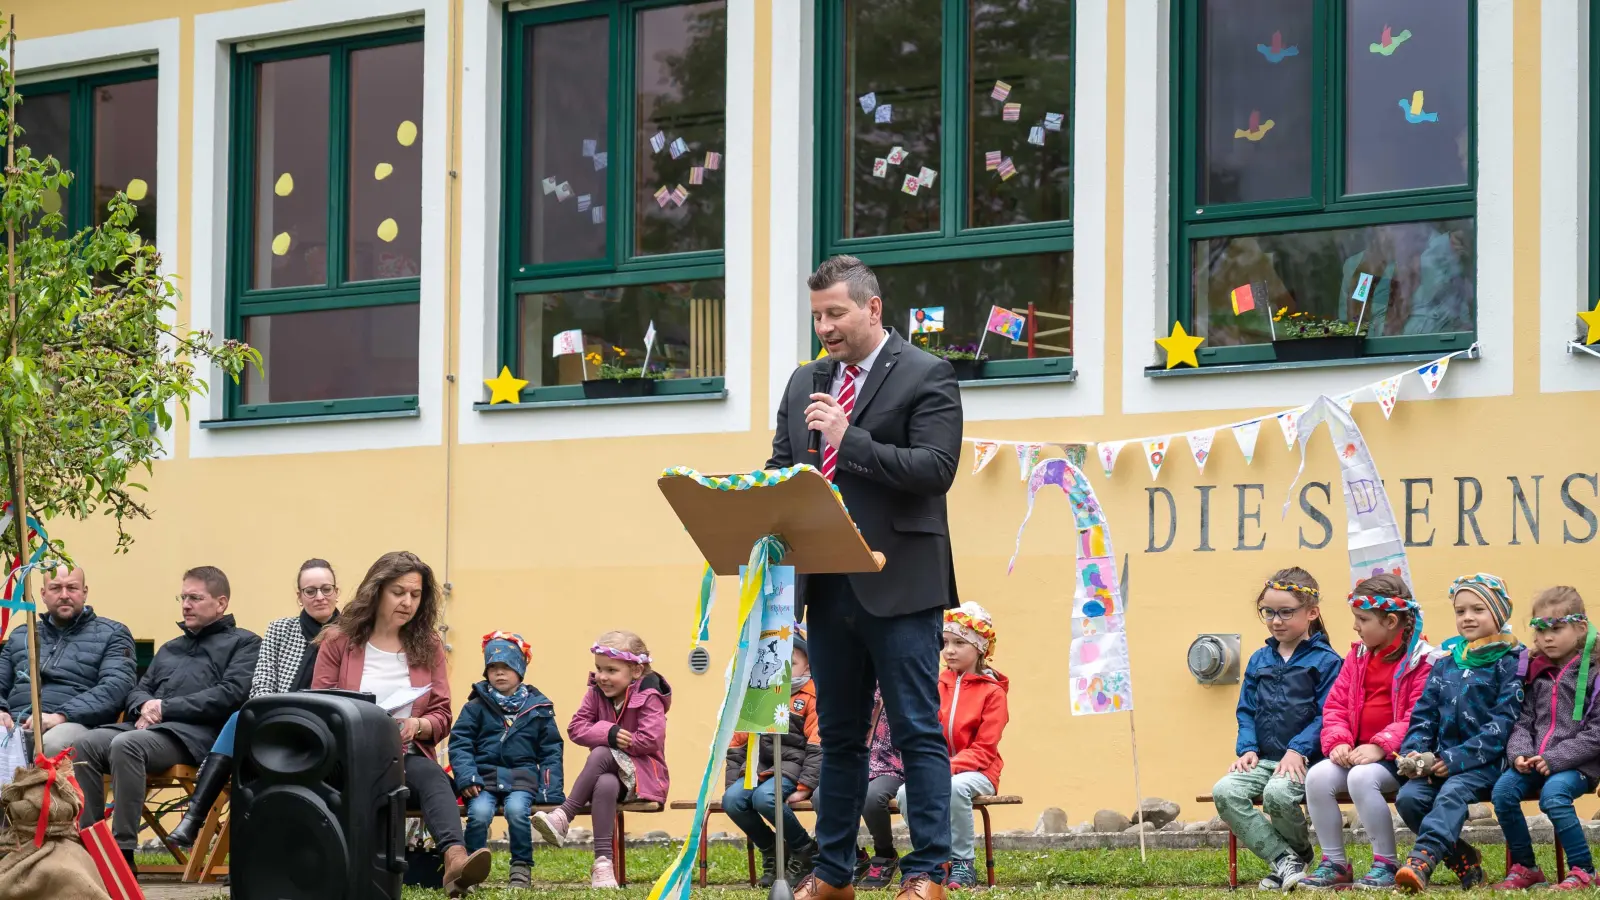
top-left (1399, 91), bottom-right (1438, 124)
top-left (1369, 26), bottom-right (1412, 56)
top-left (1235, 110), bottom-right (1275, 141)
top-left (1256, 31), bottom-right (1299, 63)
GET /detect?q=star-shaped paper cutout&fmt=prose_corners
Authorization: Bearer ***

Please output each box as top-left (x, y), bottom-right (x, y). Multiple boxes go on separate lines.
top-left (484, 366), bottom-right (529, 404)
top-left (1579, 299), bottom-right (1600, 345)
top-left (1156, 321), bottom-right (1205, 369)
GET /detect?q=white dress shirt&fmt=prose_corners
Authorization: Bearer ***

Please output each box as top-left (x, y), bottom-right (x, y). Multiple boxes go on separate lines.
top-left (829, 329), bottom-right (891, 398)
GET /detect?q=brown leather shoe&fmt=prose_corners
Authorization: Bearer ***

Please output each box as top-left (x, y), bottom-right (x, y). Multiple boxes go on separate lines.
top-left (795, 872), bottom-right (856, 900)
top-left (442, 845), bottom-right (492, 897)
top-left (897, 872), bottom-right (947, 900)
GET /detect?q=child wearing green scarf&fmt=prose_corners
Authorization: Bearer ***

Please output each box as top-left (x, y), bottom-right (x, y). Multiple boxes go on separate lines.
top-left (1394, 573), bottom-right (1527, 893)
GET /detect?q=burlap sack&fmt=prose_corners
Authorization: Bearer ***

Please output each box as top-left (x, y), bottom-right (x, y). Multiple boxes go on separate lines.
top-left (0, 757), bottom-right (111, 900)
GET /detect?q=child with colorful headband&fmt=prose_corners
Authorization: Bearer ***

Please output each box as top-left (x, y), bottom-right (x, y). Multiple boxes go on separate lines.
top-left (1212, 567), bottom-right (1342, 891)
top-left (1394, 573), bottom-right (1527, 893)
top-left (895, 602), bottom-right (1009, 890)
top-left (533, 630), bottom-right (672, 889)
top-left (1297, 574), bottom-right (1443, 890)
top-left (448, 632), bottom-right (564, 889)
top-left (1490, 586), bottom-right (1600, 890)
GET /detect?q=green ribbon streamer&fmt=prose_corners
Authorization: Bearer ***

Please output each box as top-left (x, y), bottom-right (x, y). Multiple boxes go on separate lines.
top-left (1576, 623), bottom-right (1597, 722)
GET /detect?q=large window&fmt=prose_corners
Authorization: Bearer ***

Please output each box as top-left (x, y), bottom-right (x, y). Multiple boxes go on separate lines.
top-left (226, 30), bottom-right (424, 419)
top-left (815, 0), bottom-right (1074, 380)
top-left (16, 69), bottom-right (158, 240)
top-left (500, 0), bottom-right (729, 402)
top-left (1171, 0), bottom-right (1477, 366)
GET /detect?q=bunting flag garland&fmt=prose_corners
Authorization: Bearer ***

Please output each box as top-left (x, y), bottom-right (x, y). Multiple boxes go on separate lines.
top-left (1097, 441), bottom-right (1125, 478)
top-left (1233, 420), bottom-right (1262, 466)
top-left (1015, 443), bottom-right (1044, 481)
top-left (1417, 357), bottom-right (1450, 393)
top-left (1372, 375), bottom-right (1402, 419)
top-left (1276, 408), bottom-right (1303, 451)
top-left (1336, 393), bottom-right (1356, 413)
top-left (1142, 439), bottom-right (1167, 480)
top-left (1060, 443), bottom-right (1090, 470)
top-left (1187, 430), bottom-right (1215, 473)
top-left (972, 441), bottom-right (1000, 475)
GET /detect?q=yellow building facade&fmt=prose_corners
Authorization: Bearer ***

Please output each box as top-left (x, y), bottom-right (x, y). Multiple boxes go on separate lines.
top-left (6, 0), bottom-right (1599, 830)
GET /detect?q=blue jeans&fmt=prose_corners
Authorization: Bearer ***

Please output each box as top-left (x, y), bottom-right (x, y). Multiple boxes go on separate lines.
top-left (723, 775), bottom-right (808, 852)
top-left (806, 576), bottom-right (950, 887)
top-left (1492, 768), bottom-right (1596, 872)
top-left (210, 711), bottom-right (240, 757)
top-left (1395, 766), bottom-right (1499, 868)
top-left (465, 789), bottom-right (535, 864)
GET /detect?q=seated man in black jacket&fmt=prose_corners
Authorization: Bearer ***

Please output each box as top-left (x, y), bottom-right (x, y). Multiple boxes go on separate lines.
top-left (73, 566), bottom-right (259, 869)
top-left (0, 565), bottom-right (136, 755)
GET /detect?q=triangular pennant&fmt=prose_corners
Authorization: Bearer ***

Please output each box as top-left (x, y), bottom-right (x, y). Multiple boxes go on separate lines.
top-left (1097, 441), bottom-right (1125, 479)
top-left (1417, 356), bottom-right (1450, 393)
top-left (1276, 408), bottom-right (1303, 450)
top-left (971, 441), bottom-right (1000, 475)
top-left (1232, 420), bottom-right (1262, 466)
top-left (1142, 439), bottom-right (1169, 480)
top-left (1058, 443), bottom-right (1090, 470)
top-left (1187, 429), bottom-right (1216, 473)
top-left (1015, 442), bottom-right (1044, 481)
top-left (1336, 393), bottom-right (1356, 413)
top-left (1372, 375), bottom-right (1402, 419)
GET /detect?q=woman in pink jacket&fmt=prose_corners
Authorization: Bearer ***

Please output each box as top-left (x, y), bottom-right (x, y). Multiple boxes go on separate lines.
top-left (532, 630), bottom-right (671, 888)
top-left (1297, 574), bottom-right (1443, 891)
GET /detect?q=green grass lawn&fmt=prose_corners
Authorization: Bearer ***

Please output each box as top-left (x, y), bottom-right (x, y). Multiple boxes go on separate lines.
top-left (149, 842), bottom-right (1572, 899)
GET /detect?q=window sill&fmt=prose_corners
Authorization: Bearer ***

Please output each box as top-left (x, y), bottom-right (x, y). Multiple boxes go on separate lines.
top-left (200, 408), bottom-right (422, 429)
top-left (959, 372), bottom-right (1077, 388)
top-left (1144, 345), bottom-right (1480, 379)
top-left (1568, 341), bottom-right (1600, 360)
top-left (474, 389), bottom-right (728, 412)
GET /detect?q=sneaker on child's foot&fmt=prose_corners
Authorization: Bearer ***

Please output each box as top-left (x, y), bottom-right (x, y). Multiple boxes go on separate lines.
top-left (1548, 868), bottom-right (1596, 891)
top-left (1491, 863), bottom-right (1546, 890)
top-left (858, 855), bottom-right (900, 889)
top-left (1395, 860), bottom-right (1432, 894)
top-left (532, 809), bottom-right (570, 848)
top-left (1354, 861), bottom-right (1399, 891)
top-left (854, 847), bottom-right (873, 882)
top-left (1449, 844), bottom-right (1485, 891)
top-left (948, 859), bottom-right (980, 891)
top-left (1273, 853), bottom-right (1309, 892)
top-left (1298, 859), bottom-right (1353, 890)
top-left (508, 861), bottom-right (532, 889)
top-left (591, 857), bottom-right (619, 889)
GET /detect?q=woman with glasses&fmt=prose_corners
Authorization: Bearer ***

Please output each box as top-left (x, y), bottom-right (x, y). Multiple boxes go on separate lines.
top-left (168, 558), bottom-right (342, 848)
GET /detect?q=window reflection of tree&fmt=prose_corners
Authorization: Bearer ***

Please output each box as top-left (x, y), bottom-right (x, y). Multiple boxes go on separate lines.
top-left (634, 2), bottom-right (726, 257)
top-left (846, 0), bottom-right (942, 238)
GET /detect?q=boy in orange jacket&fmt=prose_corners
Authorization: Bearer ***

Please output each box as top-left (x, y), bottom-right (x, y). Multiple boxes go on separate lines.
top-left (897, 602), bottom-right (1010, 890)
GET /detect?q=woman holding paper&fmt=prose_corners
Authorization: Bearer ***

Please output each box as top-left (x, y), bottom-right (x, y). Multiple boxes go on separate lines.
top-left (313, 550), bottom-right (492, 897)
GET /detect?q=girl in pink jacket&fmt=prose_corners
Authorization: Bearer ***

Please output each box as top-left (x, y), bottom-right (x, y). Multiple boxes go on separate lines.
top-left (1297, 574), bottom-right (1442, 890)
top-left (533, 630), bottom-right (672, 888)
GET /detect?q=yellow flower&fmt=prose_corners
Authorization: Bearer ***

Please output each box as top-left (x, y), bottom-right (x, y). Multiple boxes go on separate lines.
top-left (585, 352), bottom-right (602, 365)
top-left (612, 345), bottom-right (626, 356)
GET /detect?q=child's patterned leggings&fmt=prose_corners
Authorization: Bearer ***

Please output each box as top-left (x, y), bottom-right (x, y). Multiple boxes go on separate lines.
top-left (1304, 759), bottom-right (1401, 865)
top-left (1212, 761), bottom-right (1311, 864)
top-left (560, 747), bottom-right (630, 860)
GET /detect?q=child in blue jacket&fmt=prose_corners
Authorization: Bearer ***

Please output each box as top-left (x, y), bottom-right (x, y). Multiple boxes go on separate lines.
top-left (449, 632), bottom-right (566, 889)
top-left (1212, 567), bottom-right (1343, 891)
top-left (1395, 574), bottom-right (1527, 893)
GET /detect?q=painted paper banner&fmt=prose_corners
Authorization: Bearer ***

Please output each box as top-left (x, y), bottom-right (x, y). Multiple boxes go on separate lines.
top-left (1187, 429), bottom-right (1215, 473)
top-left (1015, 443), bottom-right (1044, 481)
top-left (1059, 443), bottom-right (1090, 470)
top-left (734, 566), bottom-right (794, 734)
top-left (1142, 439), bottom-right (1167, 480)
top-left (1276, 408), bottom-right (1302, 450)
top-left (1233, 420), bottom-right (1262, 465)
top-left (986, 305), bottom-right (1027, 341)
top-left (1417, 358), bottom-right (1450, 393)
top-left (1097, 441), bottom-right (1124, 479)
top-left (1282, 396), bottom-right (1413, 590)
top-left (551, 329), bottom-right (584, 357)
top-left (1010, 458), bottom-right (1133, 716)
top-left (972, 441), bottom-right (1000, 475)
top-left (1336, 393), bottom-right (1356, 413)
top-left (1373, 375), bottom-right (1402, 419)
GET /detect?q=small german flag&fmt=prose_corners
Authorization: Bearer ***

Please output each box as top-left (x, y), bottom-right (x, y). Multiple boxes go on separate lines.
top-left (1230, 281), bottom-right (1264, 315)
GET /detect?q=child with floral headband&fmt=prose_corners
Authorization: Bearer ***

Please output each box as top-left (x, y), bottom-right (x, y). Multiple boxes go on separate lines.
top-left (894, 602), bottom-right (1009, 890)
top-left (533, 630), bottom-right (672, 889)
top-left (1297, 574), bottom-right (1443, 890)
top-left (1490, 586), bottom-right (1600, 890)
top-left (1394, 573), bottom-right (1527, 893)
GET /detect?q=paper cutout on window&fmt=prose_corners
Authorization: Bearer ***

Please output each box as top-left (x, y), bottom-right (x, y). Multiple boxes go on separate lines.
top-left (1142, 439), bottom-right (1168, 480)
top-left (592, 206), bottom-right (606, 225)
top-left (594, 152), bottom-right (609, 171)
top-left (556, 182), bottom-right (572, 201)
top-left (689, 167), bottom-right (705, 186)
top-left (582, 139), bottom-right (597, 158)
top-left (552, 329), bottom-right (584, 357)
top-left (1044, 112), bottom-right (1064, 132)
top-left (670, 137), bottom-right (689, 159)
top-left (1399, 91), bottom-right (1438, 124)
top-left (654, 186), bottom-right (670, 208)
top-left (887, 146), bottom-right (907, 166)
top-left (1234, 110), bottom-right (1275, 141)
top-left (901, 175), bottom-right (920, 196)
top-left (1416, 358), bottom-right (1450, 393)
top-left (542, 177), bottom-right (558, 195)
top-left (126, 178), bottom-right (149, 201)
top-left (1372, 375), bottom-right (1402, 419)
top-left (874, 104), bottom-right (893, 124)
top-left (1256, 30), bottom-right (1298, 63)
top-left (396, 120), bottom-right (418, 147)
top-left (705, 151), bottom-right (721, 170)
top-left (872, 158), bottom-right (888, 178)
top-left (859, 92), bottom-right (877, 114)
top-left (671, 185), bottom-right (689, 207)
top-left (918, 166), bottom-right (938, 187)
top-left (1002, 102), bottom-right (1020, 122)
top-left (1027, 126), bottom-right (1045, 146)
top-left (985, 151), bottom-right (1002, 171)
top-left (577, 194), bottom-right (592, 212)
top-left (374, 162), bottom-right (393, 181)
top-left (1353, 272), bottom-right (1374, 303)
top-left (1233, 419), bottom-right (1262, 465)
top-left (991, 80), bottom-right (1011, 102)
top-left (1097, 441), bottom-right (1125, 479)
top-left (1230, 281), bottom-right (1264, 315)
top-left (651, 132), bottom-right (667, 154)
top-left (274, 173), bottom-right (294, 197)
top-left (376, 218), bottom-right (398, 242)
top-left (997, 158), bottom-right (1017, 181)
top-left (1187, 430), bottom-right (1216, 474)
top-left (1369, 25), bottom-right (1412, 56)
top-left (270, 232), bottom-right (291, 256)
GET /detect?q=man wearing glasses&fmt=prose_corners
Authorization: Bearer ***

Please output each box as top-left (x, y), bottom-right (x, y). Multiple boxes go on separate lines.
top-left (0, 565), bottom-right (137, 756)
top-left (71, 566), bottom-right (260, 872)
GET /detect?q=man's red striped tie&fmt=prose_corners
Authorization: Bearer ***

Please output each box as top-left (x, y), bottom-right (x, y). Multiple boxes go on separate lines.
top-left (820, 365), bottom-right (861, 482)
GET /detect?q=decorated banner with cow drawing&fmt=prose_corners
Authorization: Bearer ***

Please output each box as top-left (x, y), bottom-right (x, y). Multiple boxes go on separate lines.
top-left (735, 564), bottom-right (795, 734)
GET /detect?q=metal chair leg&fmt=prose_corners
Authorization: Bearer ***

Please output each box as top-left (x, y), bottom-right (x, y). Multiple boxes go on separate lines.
top-left (698, 812), bottom-right (710, 888)
top-left (980, 806), bottom-right (996, 887)
top-left (1229, 832), bottom-right (1239, 890)
top-left (615, 810), bottom-right (627, 886)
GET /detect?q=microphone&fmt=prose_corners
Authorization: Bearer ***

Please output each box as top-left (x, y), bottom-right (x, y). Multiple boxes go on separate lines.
top-left (806, 364), bottom-right (833, 457)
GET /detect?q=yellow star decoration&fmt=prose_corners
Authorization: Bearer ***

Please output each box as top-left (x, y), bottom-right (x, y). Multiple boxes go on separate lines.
top-left (1156, 321), bottom-right (1205, 369)
top-left (1579, 299), bottom-right (1600, 346)
top-left (484, 366), bottom-right (529, 404)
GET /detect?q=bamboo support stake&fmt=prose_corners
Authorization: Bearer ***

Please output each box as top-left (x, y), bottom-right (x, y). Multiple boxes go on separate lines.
top-left (1129, 710), bottom-right (1147, 862)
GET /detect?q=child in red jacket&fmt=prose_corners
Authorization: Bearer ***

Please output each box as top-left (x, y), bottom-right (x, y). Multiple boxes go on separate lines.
top-left (896, 602), bottom-right (1009, 890)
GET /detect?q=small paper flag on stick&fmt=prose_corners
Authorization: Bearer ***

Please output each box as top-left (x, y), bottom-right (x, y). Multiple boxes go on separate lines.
top-left (1372, 375), bottom-right (1402, 419)
top-left (552, 329), bottom-right (584, 357)
top-left (972, 441), bottom-right (1000, 475)
top-left (1233, 420), bottom-right (1262, 465)
top-left (1230, 283), bottom-right (1258, 315)
top-left (1142, 439), bottom-right (1168, 480)
top-left (1098, 441), bottom-right (1125, 479)
top-left (1187, 429), bottom-right (1216, 473)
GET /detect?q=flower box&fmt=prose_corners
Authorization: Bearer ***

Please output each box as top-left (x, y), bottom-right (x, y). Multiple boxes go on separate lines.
top-left (1271, 336), bottom-right (1365, 363)
top-left (947, 359), bottom-right (988, 382)
top-left (582, 377), bottom-right (658, 399)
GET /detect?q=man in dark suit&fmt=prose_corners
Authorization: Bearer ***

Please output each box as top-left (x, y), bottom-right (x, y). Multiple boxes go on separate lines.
top-left (767, 255), bottom-right (963, 900)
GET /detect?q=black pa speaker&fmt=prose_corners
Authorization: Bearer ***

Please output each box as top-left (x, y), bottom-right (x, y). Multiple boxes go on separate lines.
top-left (232, 690), bottom-right (408, 899)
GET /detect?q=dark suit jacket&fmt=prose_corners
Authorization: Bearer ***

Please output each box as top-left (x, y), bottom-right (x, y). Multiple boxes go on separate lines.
top-left (766, 329), bottom-right (963, 618)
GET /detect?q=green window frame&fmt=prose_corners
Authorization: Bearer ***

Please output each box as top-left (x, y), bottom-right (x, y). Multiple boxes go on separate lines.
top-left (497, 0), bottom-right (729, 405)
top-left (812, 0), bottom-right (1076, 381)
top-left (1169, 0), bottom-right (1479, 368)
top-left (16, 66), bottom-right (159, 235)
top-left (225, 29), bottom-right (425, 421)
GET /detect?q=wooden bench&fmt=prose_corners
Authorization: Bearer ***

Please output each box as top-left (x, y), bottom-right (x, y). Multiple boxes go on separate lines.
top-left (670, 794), bottom-right (1023, 888)
top-left (1197, 793), bottom-right (1565, 889)
top-left (405, 800), bottom-right (663, 886)
top-left (104, 765), bottom-right (230, 884)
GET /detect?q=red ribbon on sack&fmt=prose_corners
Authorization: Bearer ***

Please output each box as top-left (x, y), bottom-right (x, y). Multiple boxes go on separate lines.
top-left (31, 748), bottom-right (83, 848)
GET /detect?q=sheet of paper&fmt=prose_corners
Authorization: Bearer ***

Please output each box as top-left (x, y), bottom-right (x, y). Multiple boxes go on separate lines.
top-left (379, 683), bottom-right (431, 714)
top-left (858, 92), bottom-right (877, 113)
top-left (874, 104), bottom-right (892, 124)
